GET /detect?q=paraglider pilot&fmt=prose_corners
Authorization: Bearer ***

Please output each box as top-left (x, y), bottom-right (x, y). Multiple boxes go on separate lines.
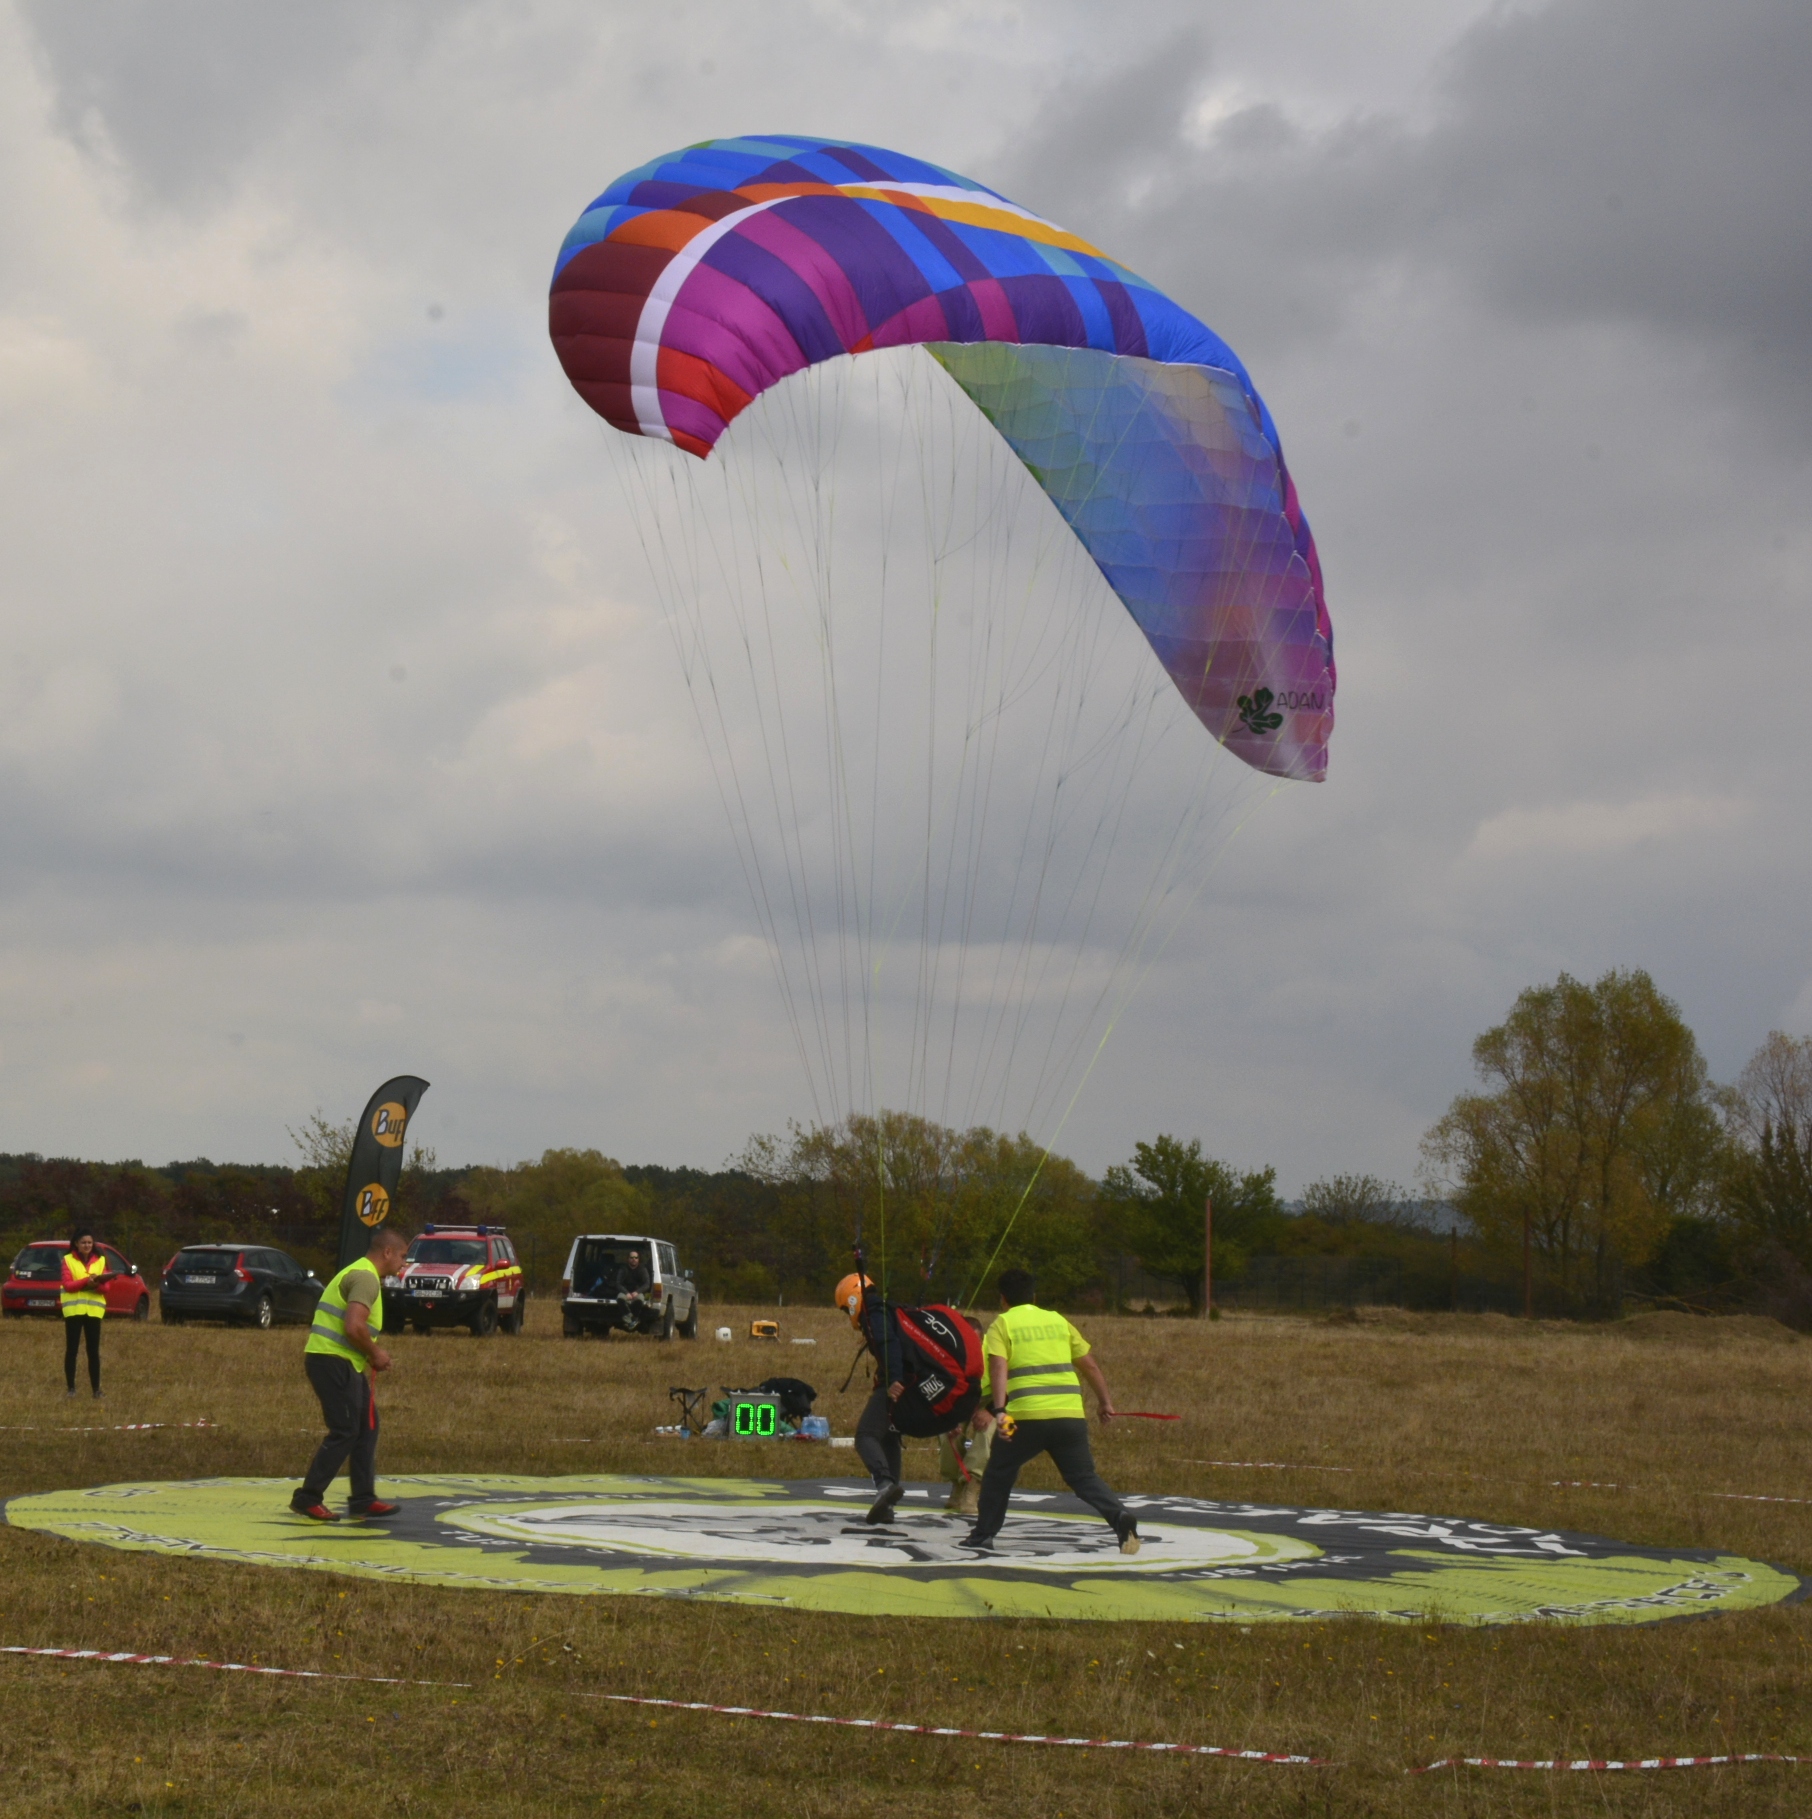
top-left (837, 1271), bottom-right (910, 1525)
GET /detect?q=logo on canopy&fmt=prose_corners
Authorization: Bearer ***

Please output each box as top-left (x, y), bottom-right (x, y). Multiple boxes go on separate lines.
top-left (355, 1184), bottom-right (391, 1227)
top-left (1236, 688), bottom-right (1284, 735)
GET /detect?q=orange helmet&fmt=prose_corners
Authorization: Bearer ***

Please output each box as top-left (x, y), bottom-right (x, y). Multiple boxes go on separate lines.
top-left (834, 1272), bottom-right (874, 1328)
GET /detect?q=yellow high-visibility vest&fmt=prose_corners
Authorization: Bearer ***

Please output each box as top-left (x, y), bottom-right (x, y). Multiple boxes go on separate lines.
top-left (983, 1303), bottom-right (1089, 1419)
top-left (60, 1252), bottom-right (107, 1319)
top-left (305, 1262), bottom-right (384, 1372)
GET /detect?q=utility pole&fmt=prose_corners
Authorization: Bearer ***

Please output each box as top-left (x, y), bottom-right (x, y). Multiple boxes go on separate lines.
top-left (1449, 1225), bottom-right (1458, 1313)
top-left (1522, 1208), bottom-right (1533, 1320)
top-left (1202, 1194), bottom-right (1213, 1318)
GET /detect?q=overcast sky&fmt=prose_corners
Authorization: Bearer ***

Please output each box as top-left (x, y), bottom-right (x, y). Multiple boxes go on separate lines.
top-left (1, 0), bottom-right (1806, 1188)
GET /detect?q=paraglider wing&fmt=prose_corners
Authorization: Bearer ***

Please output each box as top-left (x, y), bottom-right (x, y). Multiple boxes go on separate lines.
top-left (549, 135), bottom-right (1333, 781)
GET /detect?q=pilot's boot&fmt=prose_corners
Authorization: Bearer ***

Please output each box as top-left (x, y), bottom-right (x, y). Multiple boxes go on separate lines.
top-left (945, 1475), bottom-right (979, 1519)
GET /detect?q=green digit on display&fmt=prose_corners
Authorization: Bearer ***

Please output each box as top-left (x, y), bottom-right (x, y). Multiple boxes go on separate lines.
top-left (758, 1403), bottom-right (775, 1435)
top-left (734, 1403), bottom-right (753, 1436)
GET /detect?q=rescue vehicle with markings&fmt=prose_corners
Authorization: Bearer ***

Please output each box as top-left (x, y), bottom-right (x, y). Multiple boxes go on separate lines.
top-left (384, 1224), bottom-right (526, 1337)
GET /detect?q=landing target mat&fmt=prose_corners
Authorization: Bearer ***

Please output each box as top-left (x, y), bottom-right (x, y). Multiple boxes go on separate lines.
top-left (7, 1475), bottom-right (1801, 1625)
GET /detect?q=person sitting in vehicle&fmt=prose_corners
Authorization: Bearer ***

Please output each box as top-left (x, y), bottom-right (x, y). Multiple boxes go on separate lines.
top-left (579, 1252), bottom-right (618, 1298)
top-left (618, 1250), bottom-right (651, 1298)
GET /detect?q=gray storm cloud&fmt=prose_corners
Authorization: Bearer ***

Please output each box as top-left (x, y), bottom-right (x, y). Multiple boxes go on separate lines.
top-left (0, 0), bottom-right (1806, 1181)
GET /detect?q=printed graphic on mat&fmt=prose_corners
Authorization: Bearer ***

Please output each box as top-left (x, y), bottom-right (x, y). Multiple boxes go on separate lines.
top-left (7, 1475), bottom-right (1801, 1625)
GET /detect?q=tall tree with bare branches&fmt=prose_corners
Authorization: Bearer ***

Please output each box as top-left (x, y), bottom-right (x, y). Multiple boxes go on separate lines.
top-left (1721, 1031), bottom-right (1812, 1268)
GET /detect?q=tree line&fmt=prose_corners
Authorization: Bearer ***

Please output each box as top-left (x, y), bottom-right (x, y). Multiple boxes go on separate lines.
top-left (1421, 969), bottom-right (1812, 1321)
top-left (2, 966), bottom-right (1806, 1322)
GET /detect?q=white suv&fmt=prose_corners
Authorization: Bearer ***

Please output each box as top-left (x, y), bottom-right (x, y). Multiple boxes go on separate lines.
top-left (559, 1234), bottom-right (699, 1340)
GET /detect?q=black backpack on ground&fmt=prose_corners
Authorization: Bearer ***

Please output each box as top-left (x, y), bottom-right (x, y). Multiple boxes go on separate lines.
top-left (756, 1376), bottom-right (818, 1421)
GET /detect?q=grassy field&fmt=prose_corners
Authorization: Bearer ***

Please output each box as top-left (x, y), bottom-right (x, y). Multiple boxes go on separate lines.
top-left (1, 1300), bottom-right (1809, 1815)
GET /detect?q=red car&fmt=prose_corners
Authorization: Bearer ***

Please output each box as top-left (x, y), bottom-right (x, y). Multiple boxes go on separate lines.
top-left (2, 1240), bottom-right (152, 1320)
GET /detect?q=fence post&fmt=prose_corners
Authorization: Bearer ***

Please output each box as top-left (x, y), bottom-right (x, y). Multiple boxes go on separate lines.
top-left (1202, 1195), bottom-right (1212, 1318)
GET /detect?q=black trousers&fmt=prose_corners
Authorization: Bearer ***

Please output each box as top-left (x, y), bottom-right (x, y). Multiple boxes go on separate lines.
top-left (972, 1416), bottom-right (1125, 1542)
top-left (854, 1386), bottom-right (902, 1487)
top-left (63, 1316), bottom-right (101, 1392)
top-left (299, 1354), bottom-right (379, 1506)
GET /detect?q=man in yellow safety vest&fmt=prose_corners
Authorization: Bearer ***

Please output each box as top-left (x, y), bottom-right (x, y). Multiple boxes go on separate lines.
top-left (960, 1268), bottom-right (1139, 1555)
top-left (291, 1226), bottom-right (408, 1522)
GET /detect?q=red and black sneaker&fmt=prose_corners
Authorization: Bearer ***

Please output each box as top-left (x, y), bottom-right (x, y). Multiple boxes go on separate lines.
top-left (348, 1500), bottom-right (401, 1519)
top-left (290, 1499), bottom-right (339, 1522)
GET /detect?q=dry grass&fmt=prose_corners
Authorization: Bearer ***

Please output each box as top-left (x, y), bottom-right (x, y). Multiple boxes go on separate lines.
top-left (2, 1302), bottom-right (1810, 1815)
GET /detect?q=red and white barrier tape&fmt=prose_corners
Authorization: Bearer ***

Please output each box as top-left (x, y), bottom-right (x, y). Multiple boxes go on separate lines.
top-left (592, 1691), bottom-right (1325, 1764)
top-left (1191, 1457), bottom-right (1812, 1505)
top-left (0, 1419), bottom-right (218, 1434)
top-left (1184, 1458), bottom-right (1355, 1473)
top-left (1, 1645), bottom-right (467, 1689)
top-left (7, 1643), bottom-right (1311, 1759)
top-left (15, 1646), bottom-right (1803, 1773)
top-left (1416, 1752), bottom-right (1805, 1774)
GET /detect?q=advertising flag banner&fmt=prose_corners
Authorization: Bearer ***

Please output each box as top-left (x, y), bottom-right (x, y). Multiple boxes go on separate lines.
top-left (335, 1076), bottom-right (429, 1268)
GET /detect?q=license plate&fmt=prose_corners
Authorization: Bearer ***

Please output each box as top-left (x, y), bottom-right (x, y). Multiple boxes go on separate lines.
top-left (416, 1291), bottom-right (441, 1300)
top-left (28, 1297), bottom-right (53, 1307)
top-left (186, 1275), bottom-right (219, 1285)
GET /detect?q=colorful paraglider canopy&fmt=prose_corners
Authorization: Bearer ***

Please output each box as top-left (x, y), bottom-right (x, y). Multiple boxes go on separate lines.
top-left (549, 135), bottom-right (1333, 782)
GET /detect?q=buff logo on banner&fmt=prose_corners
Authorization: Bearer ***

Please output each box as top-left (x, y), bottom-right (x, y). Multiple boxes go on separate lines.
top-left (371, 1103), bottom-right (410, 1148)
top-left (335, 1076), bottom-right (429, 1267)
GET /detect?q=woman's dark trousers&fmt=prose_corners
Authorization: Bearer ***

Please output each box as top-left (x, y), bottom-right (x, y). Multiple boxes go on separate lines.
top-left (63, 1316), bottom-right (101, 1393)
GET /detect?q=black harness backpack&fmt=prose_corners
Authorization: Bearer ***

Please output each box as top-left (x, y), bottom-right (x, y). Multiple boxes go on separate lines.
top-left (860, 1298), bottom-right (984, 1438)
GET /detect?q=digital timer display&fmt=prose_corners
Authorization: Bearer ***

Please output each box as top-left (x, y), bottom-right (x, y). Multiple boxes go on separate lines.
top-left (729, 1393), bottom-right (784, 1437)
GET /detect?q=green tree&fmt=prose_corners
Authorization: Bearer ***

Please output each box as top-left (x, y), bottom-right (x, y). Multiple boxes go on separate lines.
top-left (619, 1163), bottom-right (789, 1303)
top-left (459, 1149), bottom-right (650, 1290)
top-left (1420, 968), bottom-right (1722, 1311)
top-left (737, 1111), bottom-right (1100, 1306)
top-left (1098, 1135), bottom-right (1281, 1313)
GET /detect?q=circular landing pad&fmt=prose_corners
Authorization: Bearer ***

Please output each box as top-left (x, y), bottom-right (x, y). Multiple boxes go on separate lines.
top-left (7, 1474), bottom-right (1801, 1624)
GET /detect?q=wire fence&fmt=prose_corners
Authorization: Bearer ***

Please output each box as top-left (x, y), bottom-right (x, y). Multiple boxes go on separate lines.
top-left (1108, 1253), bottom-right (1531, 1317)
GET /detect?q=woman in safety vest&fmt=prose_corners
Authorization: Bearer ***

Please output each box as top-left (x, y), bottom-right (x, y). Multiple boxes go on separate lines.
top-left (60, 1229), bottom-right (109, 1399)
